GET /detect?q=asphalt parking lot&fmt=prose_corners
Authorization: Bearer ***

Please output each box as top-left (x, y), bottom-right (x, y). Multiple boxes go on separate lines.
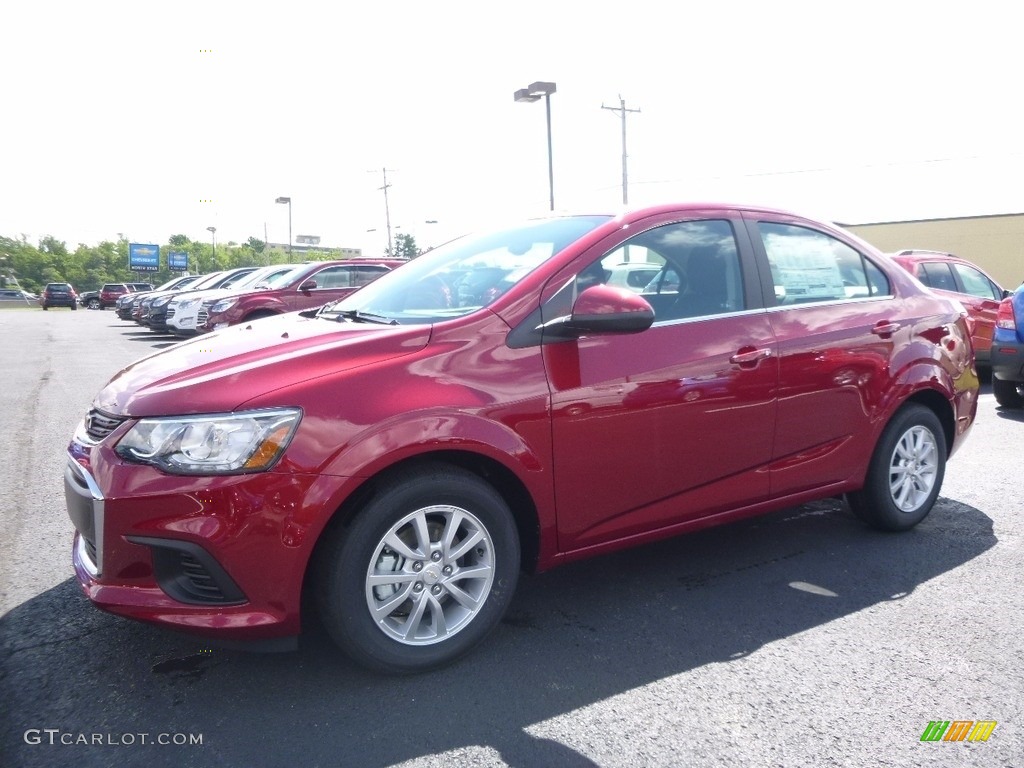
top-left (1, 308), bottom-right (1021, 768)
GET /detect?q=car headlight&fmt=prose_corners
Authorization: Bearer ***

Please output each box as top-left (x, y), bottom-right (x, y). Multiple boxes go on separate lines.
top-left (153, 296), bottom-right (172, 308)
top-left (115, 409), bottom-right (302, 475)
top-left (210, 298), bottom-right (237, 313)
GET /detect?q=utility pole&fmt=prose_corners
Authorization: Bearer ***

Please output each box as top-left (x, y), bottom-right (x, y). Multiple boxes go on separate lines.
top-left (370, 168), bottom-right (397, 255)
top-left (601, 96), bottom-right (641, 205)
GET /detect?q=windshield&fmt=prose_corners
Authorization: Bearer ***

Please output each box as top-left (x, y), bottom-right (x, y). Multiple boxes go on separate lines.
top-left (321, 216), bottom-right (610, 324)
top-left (188, 271), bottom-right (228, 290)
top-left (234, 265), bottom-right (298, 290)
top-left (251, 264), bottom-right (308, 290)
top-left (158, 276), bottom-right (197, 291)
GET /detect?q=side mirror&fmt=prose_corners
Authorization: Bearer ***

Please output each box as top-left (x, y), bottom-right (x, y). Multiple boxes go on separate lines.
top-left (299, 279), bottom-right (318, 293)
top-left (543, 284), bottom-right (655, 338)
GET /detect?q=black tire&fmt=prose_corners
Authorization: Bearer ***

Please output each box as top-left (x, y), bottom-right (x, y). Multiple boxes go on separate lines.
top-left (70, 302), bottom-right (77, 311)
top-left (993, 378), bottom-right (1024, 409)
top-left (88, 298), bottom-right (100, 310)
top-left (317, 464), bottom-right (520, 674)
top-left (42, 305), bottom-right (48, 310)
top-left (847, 404), bottom-right (946, 532)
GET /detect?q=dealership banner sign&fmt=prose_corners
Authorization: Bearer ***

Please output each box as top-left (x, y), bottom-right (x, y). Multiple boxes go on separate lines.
top-left (168, 251), bottom-right (188, 271)
top-left (129, 243), bottom-right (161, 272)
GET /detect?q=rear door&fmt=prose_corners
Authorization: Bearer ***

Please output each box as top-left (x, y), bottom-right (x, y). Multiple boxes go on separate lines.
top-left (743, 213), bottom-right (900, 497)
top-left (546, 211), bottom-right (779, 552)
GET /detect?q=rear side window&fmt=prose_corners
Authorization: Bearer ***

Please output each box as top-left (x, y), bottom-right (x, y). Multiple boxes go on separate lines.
top-left (919, 262), bottom-right (958, 292)
top-left (757, 223), bottom-right (890, 304)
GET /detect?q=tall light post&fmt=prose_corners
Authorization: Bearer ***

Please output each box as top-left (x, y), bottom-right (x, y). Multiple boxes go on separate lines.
top-left (275, 196), bottom-right (292, 257)
top-left (206, 226), bottom-right (216, 271)
top-left (514, 81), bottom-right (557, 211)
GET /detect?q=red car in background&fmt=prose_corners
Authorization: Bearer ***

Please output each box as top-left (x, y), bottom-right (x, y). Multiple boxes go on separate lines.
top-left (197, 258), bottom-right (404, 332)
top-left (66, 204), bottom-right (978, 673)
top-left (889, 249), bottom-right (1008, 368)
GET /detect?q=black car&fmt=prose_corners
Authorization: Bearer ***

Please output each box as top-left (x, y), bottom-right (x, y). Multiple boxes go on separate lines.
top-left (40, 283), bottom-right (78, 310)
top-left (78, 289), bottom-right (100, 309)
top-left (118, 276), bottom-right (200, 320)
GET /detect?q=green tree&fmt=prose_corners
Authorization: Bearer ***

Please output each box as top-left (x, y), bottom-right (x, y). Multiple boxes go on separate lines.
top-left (387, 233), bottom-right (419, 259)
top-left (247, 237), bottom-right (266, 256)
top-left (38, 236), bottom-right (68, 257)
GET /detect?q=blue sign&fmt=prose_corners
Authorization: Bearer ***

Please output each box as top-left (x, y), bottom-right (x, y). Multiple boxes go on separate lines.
top-left (129, 243), bottom-right (160, 272)
top-left (168, 251), bottom-right (189, 271)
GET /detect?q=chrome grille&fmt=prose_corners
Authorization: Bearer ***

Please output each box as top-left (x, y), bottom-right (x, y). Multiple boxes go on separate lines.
top-left (85, 409), bottom-right (125, 441)
top-left (197, 308), bottom-right (209, 325)
top-left (165, 306), bottom-right (176, 319)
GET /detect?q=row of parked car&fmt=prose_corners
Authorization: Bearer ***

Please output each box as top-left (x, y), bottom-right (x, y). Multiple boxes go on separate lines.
top-left (110, 258), bottom-right (405, 336)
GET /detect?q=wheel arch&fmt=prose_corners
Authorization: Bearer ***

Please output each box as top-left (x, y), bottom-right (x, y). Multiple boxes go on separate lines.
top-left (242, 308), bottom-right (281, 322)
top-left (302, 449), bottom-right (542, 612)
top-left (900, 387), bottom-right (956, 455)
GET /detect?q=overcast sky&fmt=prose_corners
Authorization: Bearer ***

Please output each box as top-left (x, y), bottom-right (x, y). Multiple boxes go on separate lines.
top-left (3, 1), bottom-right (1021, 256)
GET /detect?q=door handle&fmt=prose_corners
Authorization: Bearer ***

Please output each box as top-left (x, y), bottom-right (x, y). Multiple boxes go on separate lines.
top-left (730, 347), bottom-right (773, 365)
top-left (871, 321), bottom-right (901, 337)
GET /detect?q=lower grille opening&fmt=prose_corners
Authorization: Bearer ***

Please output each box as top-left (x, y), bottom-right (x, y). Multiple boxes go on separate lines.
top-left (83, 536), bottom-right (98, 566)
top-left (128, 536), bottom-right (247, 605)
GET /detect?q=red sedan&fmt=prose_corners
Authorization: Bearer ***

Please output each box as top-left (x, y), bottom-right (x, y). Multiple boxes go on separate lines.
top-left (66, 204), bottom-right (979, 673)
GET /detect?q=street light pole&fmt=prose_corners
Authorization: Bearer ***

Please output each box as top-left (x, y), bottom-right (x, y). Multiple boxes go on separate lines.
top-left (206, 226), bottom-right (216, 270)
top-left (275, 196), bottom-right (292, 257)
top-left (514, 81), bottom-right (557, 211)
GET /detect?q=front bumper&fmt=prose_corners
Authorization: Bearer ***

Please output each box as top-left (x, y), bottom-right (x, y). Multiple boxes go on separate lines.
top-left (64, 439), bottom-right (333, 642)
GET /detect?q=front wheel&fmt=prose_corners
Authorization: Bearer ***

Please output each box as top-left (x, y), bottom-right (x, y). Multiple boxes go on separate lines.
top-left (847, 404), bottom-right (946, 531)
top-left (317, 464), bottom-right (520, 674)
top-left (87, 298), bottom-right (100, 309)
top-left (993, 378), bottom-right (1024, 409)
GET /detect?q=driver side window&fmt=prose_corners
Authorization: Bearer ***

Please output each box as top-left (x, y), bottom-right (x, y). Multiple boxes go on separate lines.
top-left (573, 219), bottom-right (744, 322)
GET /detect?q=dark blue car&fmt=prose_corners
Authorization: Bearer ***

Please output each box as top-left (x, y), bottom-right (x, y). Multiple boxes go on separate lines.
top-left (992, 283), bottom-right (1024, 408)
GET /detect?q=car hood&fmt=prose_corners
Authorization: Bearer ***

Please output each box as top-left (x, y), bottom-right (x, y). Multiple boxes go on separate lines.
top-left (95, 314), bottom-right (430, 417)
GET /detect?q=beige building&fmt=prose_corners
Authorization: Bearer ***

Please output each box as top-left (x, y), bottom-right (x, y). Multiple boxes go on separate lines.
top-left (842, 213), bottom-right (1024, 290)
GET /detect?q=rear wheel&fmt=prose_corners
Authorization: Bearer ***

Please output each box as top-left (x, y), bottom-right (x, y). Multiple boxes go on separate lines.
top-left (993, 378), bottom-right (1024, 409)
top-left (87, 298), bottom-right (100, 309)
top-left (70, 302), bottom-right (77, 311)
top-left (317, 464), bottom-right (520, 674)
top-left (847, 404), bottom-right (946, 531)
